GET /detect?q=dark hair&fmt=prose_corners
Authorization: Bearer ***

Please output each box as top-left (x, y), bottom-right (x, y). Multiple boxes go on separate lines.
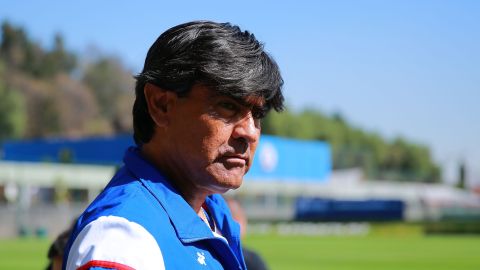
top-left (45, 227), bottom-right (72, 270)
top-left (133, 20), bottom-right (284, 144)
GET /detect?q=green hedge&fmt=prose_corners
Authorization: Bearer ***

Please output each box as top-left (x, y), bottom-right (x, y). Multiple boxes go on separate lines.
top-left (424, 221), bottom-right (480, 235)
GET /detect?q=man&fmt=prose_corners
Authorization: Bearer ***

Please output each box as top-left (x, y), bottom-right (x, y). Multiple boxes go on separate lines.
top-left (63, 20), bottom-right (284, 270)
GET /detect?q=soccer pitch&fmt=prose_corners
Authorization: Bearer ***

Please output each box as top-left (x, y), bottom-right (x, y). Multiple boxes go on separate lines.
top-left (244, 234), bottom-right (480, 270)
top-left (0, 234), bottom-right (478, 269)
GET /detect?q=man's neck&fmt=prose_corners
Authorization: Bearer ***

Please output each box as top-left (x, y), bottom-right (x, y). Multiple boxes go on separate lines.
top-left (182, 189), bottom-right (209, 214)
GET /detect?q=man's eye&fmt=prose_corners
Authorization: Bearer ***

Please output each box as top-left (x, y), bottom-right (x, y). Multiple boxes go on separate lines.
top-left (219, 102), bottom-right (238, 111)
top-left (252, 109), bottom-right (267, 119)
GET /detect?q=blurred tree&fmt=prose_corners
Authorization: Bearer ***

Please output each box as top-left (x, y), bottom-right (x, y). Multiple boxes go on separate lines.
top-left (82, 57), bottom-right (134, 133)
top-left (42, 34), bottom-right (77, 76)
top-left (0, 20), bottom-right (110, 138)
top-left (1, 21), bottom-right (76, 78)
top-left (262, 108), bottom-right (441, 182)
top-left (0, 61), bottom-right (26, 141)
top-left (0, 21), bottom-right (30, 68)
top-left (53, 73), bottom-right (101, 137)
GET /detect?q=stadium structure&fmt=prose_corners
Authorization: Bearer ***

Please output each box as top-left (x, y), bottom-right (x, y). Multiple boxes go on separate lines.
top-left (0, 135), bottom-right (479, 238)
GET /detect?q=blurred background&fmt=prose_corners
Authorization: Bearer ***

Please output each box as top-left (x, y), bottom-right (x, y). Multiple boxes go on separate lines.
top-left (0, 1), bottom-right (479, 269)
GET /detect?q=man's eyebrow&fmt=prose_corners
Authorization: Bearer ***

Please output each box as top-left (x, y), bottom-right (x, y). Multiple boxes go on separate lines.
top-left (209, 92), bottom-right (266, 110)
top-left (234, 98), bottom-right (268, 113)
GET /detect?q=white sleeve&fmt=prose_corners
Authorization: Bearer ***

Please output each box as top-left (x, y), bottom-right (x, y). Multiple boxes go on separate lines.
top-left (66, 215), bottom-right (165, 270)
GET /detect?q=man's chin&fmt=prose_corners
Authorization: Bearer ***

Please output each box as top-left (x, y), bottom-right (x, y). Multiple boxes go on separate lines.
top-left (209, 176), bottom-right (243, 194)
top-left (205, 164), bottom-right (246, 191)
top-left (217, 178), bottom-right (243, 192)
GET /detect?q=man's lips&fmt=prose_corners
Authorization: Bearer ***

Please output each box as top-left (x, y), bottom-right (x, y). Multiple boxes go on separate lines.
top-left (218, 154), bottom-right (249, 166)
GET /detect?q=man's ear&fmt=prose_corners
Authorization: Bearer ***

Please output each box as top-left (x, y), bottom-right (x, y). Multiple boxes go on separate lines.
top-left (144, 83), bottom-right (176, 128)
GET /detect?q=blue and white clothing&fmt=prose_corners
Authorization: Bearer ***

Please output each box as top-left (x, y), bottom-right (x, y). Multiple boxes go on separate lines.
top-left (63, 147), bottom-right (246, 270)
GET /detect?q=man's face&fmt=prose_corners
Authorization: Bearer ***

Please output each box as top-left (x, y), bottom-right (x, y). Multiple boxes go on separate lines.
top-left (162, 84), bottom-right (264, 194)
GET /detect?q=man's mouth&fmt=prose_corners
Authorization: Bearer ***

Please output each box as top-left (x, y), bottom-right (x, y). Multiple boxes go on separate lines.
top-left (219, 154), bottom-right (249, 167)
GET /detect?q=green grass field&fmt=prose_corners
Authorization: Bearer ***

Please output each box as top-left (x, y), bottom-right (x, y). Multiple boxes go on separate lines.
top-left (0, 238), bottom-right (50, 269)
top-left (244, 234), bottom-right (480, 270)
top-left (0, 234), bottom-right (478, 270)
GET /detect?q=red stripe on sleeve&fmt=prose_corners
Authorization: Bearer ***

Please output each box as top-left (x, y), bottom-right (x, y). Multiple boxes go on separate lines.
top-left (77, 260), bottom-right (135, 270)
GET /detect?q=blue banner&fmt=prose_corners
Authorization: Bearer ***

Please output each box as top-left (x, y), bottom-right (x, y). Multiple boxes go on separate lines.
top-left (246, 135), bottom-right (331, 182)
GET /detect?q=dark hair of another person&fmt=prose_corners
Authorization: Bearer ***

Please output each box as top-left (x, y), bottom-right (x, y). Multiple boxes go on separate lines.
top-left (133, 20), bottom-right (284, 145)
top-left (45, 227), bottom-right (72, 270)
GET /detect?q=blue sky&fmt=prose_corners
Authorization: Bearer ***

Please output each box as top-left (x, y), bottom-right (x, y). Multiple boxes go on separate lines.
top-left (1, 0), bottom-right (479, 185)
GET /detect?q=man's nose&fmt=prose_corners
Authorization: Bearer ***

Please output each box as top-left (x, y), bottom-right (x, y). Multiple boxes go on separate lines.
top-left (232, 113), bottom-right (259, 143)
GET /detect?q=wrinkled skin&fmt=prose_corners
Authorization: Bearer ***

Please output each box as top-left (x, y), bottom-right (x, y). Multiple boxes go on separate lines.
top-left (142, 83), bottom-right (264, 210)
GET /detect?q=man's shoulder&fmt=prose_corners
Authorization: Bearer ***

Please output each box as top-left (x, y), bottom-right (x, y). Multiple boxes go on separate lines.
top-left (82, 169), bottom-right (168, 229)
top-left (65, 170), bottom-right (172, 270)
top-left (66, 215), bottom-right (166, 270)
